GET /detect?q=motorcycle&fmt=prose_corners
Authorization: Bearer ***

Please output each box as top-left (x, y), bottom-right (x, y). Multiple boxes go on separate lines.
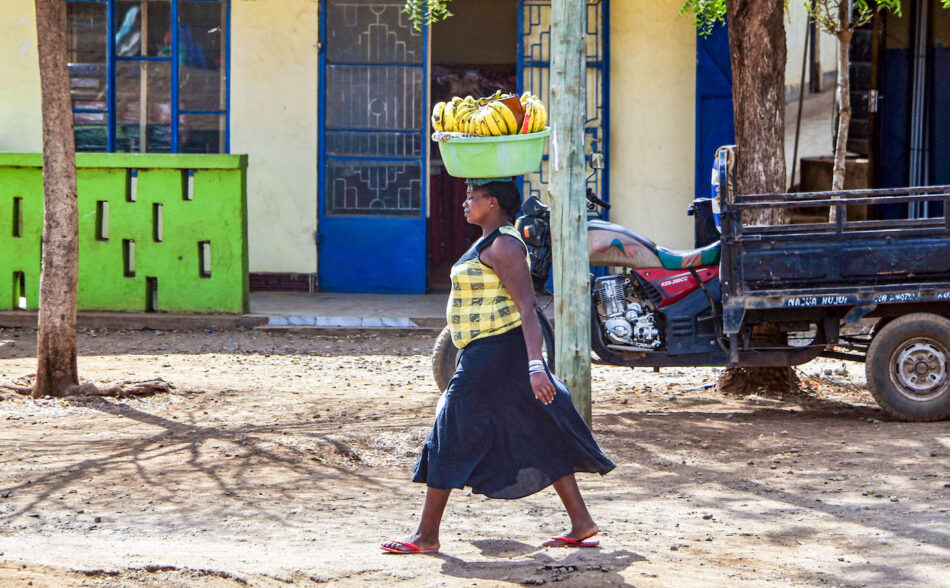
top-left (431, 179), bottom-right (723, 392)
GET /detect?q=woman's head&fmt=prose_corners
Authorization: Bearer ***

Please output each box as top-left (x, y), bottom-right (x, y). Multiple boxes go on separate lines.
top-left (464, 180), bottom-right (522, 225)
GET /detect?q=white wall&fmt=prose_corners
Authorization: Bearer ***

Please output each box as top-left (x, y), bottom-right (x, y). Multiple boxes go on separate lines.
top-left (608, 1), bottom-right (697, 250)
top-left (230, 0), bottom-right (319, 274)
top-left (785, 2), bottom-right (840, 94)
top-left (0, 1), bottom-right (41, 152)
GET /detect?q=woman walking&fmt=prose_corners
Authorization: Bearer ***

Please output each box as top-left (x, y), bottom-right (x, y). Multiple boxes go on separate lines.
top-left (381, 179), bottom-right (615, 555)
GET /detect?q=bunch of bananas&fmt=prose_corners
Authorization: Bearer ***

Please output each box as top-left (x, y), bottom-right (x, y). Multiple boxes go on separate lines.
top-left (431, 90), bottom-right (547, 136)
top-left (519, 91), bottom-right (548, 134)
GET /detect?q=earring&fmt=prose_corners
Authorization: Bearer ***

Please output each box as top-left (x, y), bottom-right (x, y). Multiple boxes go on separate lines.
top-left (490, 203), bottom-right (494, 208)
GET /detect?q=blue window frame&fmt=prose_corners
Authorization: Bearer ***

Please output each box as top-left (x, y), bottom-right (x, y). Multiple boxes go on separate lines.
top-left (66, 0), bottom-right (231, 153)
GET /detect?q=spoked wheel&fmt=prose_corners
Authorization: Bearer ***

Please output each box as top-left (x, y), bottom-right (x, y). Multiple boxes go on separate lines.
top-left (866, 313), bottom-right (950, 421)
top-left (431, 311), bottom-right (556, 393)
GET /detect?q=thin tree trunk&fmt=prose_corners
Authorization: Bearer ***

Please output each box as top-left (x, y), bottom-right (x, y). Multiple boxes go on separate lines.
top-left (33, 0), bottom-right (80, 398)
top-left (720, 0), bottom-right (798, 394)
top-left (832, 17), bottom-right (852, 191)
top-left (549, 0), bottom-right (592, 424)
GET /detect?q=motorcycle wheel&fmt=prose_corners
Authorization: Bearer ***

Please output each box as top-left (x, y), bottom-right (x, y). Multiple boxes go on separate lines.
top-left (431, 312), bottom-right (556, 393)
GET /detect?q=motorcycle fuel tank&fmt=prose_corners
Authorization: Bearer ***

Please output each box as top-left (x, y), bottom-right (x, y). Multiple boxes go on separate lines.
top-left (634, 266), bottom-right (720, 308)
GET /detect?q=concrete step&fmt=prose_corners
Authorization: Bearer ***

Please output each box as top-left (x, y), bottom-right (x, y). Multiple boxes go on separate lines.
top-left (253, 325), bottom-right (443, 336)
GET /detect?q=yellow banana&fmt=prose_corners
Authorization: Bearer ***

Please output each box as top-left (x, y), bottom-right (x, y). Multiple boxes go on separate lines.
top-left (431, 101), bottom-right (446, 132)
top-left (531, 99), bottom-right (547, 132)
top-left (521, 90), bottom-right (531, 105)
top-left (520, 98), bottom-right (535, 134)
top-left (481, 106), bottom-right (505, 136)
top-left (455, 105), bottom-right (475, 134)
top-left (492, 102), bottom-right (519, 134)
top-left (469, 110), bottom-right (484, 136)
top-left (443, 101), bottom-right (457, 133)
top-left (478, 110), bottom-right (494, 136)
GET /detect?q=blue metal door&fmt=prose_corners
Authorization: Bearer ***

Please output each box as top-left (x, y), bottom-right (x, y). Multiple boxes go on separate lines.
top-left (318, 1), bottom-right (427, 293)
top-left (695, 23), bottom-right (735, 198)
top-left (517, 0), bottom-right (609, 219)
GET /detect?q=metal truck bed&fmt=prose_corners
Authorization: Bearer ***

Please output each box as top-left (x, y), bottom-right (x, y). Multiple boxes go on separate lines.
top-left (719, 184), bottom-right (950, 335)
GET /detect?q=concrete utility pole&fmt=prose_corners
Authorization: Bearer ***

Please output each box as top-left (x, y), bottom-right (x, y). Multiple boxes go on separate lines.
top-left (549, 0), bottom-right (592, 424)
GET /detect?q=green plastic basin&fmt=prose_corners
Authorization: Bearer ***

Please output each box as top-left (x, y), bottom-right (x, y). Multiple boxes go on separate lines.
top-left (437, 128), bottom-right (551, 178)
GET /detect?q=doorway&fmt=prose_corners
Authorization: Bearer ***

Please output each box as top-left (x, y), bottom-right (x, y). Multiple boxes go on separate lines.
top-left (426, 0), bottom-right (610, 290)
top-left (427, 0), bottom-right (519, 290)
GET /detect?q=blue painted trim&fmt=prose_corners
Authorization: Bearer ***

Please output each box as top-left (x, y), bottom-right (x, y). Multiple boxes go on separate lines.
top-left (600, 0), bottom-right (610, 211)
top-left (324, 128), bottom-right (423, 135)
top-left (516, 0), bottom-right (525, 197)
top-left (115, 56), bottom-right (172, 62)
top-left (328, 62), bottom-right (427, 68)
top-left (106, 0), bottom-right (116, 151)
top-left (515, 0), bottom-right (609, 218)
top-left (317, 1), bottom-right (429, 293)
top-left (180, 109), bottom-right (228, 116)
top-left (225, 0), bottom-right (231, 153)
top-left (324, 155), bottom-right (421, 164)
top-left (170, 0), bottom-right (180, 153)
top-left (317, 1), bottom-right (327, 223)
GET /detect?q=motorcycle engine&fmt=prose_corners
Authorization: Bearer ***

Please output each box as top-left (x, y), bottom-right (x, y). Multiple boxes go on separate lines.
top-left (594, 274), bottom-right (661, 349)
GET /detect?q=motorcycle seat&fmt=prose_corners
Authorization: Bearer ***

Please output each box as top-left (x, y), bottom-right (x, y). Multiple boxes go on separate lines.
top-left (655, 241), bottom-right (721, 270)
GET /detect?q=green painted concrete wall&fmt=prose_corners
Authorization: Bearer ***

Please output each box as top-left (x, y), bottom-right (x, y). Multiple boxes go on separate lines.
top-left (0, 153), bottom-right (249, 313)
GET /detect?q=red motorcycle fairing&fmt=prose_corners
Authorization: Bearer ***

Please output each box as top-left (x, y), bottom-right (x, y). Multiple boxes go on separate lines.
top-left (633, 265), bottom-right (719, 308)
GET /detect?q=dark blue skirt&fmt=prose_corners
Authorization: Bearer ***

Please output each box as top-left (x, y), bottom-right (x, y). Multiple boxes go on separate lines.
top-left (412, 326), bottom-right (616, 499)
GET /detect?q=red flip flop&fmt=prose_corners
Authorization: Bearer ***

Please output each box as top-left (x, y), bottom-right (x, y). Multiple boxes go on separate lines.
top-left (380, 540), bottom-right (439, 554)
top-left (542, 535), bottom-right (600, 548)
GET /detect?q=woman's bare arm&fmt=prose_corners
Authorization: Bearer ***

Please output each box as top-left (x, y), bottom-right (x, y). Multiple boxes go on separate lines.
top-left (482, 235), bottom-right (556, 404)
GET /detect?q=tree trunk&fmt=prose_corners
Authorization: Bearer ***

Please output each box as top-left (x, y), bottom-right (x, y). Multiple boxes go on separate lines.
top-left (33, 0), bottom-right (80, 398)
top-left (832, 12), bottom-right (852, 192)
top-left (549, 0), bottom-right (592, 424)
top-left (725, 0), bottom-right (787, 204)
top-left (721, 0), bottom-right (798, 394)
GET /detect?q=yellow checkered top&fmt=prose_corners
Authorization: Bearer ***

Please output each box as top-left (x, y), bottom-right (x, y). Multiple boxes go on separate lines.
top-left (447, 225), bottom-right (531, 349)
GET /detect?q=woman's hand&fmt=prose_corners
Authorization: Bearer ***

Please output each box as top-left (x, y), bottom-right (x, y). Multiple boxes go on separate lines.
top-left (530, 372), bottom-right (556, 405)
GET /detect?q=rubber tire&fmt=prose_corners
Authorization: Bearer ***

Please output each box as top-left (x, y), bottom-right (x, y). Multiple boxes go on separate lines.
top-left (432, 326), bottom-right (460, 394)
top-left (865, 312), bottom-right (950, 422)
top-left (431, 314), bottom-right (556, 393)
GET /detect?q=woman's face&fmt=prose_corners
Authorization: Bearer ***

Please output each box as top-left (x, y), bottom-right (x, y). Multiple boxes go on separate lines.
top-left (463, 186), bottom-right (497, 224)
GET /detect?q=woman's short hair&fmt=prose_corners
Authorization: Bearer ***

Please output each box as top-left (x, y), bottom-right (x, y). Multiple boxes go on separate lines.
top-left (480, 181), bottom-right (522, 219)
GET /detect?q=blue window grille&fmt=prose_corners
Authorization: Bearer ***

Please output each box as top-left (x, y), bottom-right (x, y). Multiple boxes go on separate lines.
top-left (66, 0), bottom-right (230, 153)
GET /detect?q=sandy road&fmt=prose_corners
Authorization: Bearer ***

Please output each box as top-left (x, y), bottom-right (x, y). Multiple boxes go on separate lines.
top-left (1, 327), bottom-right (948, 587)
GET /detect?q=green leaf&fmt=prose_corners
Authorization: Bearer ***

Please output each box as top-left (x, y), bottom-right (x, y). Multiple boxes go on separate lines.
top-left (680, 0), bottom-right (727, 37)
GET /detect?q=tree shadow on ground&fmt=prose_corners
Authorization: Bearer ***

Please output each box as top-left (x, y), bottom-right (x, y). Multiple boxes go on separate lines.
top-left (597, 405), bottom-right (950, 586)
top-left (0, 396), bottom-right (403, 528)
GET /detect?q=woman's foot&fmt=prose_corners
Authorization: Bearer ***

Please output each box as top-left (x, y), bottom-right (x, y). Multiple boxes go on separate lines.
top-left (380, 533), bottom-right (440, 554)
top-left (542, 524), bottom-right (600, 548)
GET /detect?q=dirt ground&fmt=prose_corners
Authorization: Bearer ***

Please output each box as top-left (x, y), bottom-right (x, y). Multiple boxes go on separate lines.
top-left (0, 326), bottom-right (948, 588)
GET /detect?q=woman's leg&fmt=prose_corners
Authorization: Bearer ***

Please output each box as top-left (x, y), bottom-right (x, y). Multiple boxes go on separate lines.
top-left (549, 474), bottom-right (599, 542)
top-left (381, 487), bottom-right (451, 553)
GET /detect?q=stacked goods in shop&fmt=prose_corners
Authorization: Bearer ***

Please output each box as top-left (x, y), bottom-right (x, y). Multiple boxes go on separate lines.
top-left (431, 90), bottom-right (548, 136)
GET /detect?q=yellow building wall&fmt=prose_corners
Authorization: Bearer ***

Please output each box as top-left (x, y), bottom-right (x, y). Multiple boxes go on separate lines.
top-left (0, 2), bottom-right (42, 153)
top-left (609, 1), bottom-right (697, 250)
top-left (231, 0), bottom-right (318, 274)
